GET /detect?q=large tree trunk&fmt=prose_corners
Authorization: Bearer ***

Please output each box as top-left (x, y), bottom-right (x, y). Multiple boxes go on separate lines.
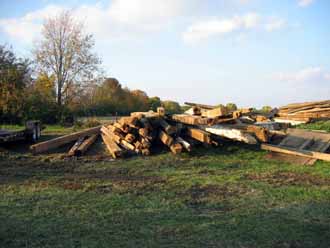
top-left (57, 81), bottom-right (62, 106)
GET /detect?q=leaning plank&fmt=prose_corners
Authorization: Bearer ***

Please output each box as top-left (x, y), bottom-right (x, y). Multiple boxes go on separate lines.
top-left (101, 133), bottom-right (122, 158)
top-left (186, 128), bottom-right (211, 144)
top-left (75, 134), bottom-right (99, 156)
top-left (261, 144), bottom-right (330, 162)
top-left (101, 126), bottom-right (121, 144)
top-left (201, 125), bottom-right (257, 144)
top-left (30, 126), bottom-right (101, 154)
top-left (68, 137), bottom-right (86, 156)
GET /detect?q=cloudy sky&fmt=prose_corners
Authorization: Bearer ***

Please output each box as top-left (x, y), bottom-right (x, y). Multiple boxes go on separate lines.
top-left (0, 0), bottom-right (329, 107)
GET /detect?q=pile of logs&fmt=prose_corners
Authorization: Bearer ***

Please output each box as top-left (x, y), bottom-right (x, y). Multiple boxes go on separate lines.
top-left (100, 109), bottom-right (213, 158)
top-left (29, 100), bottom-right (330, 163)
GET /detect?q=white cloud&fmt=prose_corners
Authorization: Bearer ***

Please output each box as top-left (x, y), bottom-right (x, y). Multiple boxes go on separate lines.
top-left (108, 0), bottom-right (186, 31)
top-left (275, 67), bottom-right (330, 84)
top-left (0, 5), bottom-right (64, 42)
top-left (298, 0), bottom-right (315, 7)
top-left (183, 13), bottom-right (260, 44)
top-left (265, 17), bottom-right (286, 32)
top-left (182, 13), bottom-right (286, 44)
top-left (0, 0), bottom-right (188, 44)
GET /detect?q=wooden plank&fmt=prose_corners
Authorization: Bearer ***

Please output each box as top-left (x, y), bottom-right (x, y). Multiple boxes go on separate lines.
top-left (184, 102), bottom-right (216, 110)
top-left (159, 130), bottom-right (174, 147)
top-left (68, 137), bottom-right (85, 156)
top-left (186, 128), bottom-right (211, 144)
top-left (261, 144), bottom-right (330, 162)
top-left (202, 106), bottom-right (229, 118)
top-left (172, 114), bottom-right (210, 125)
top-left (201, 125), bottom-right (257, 144)
top-left (75, 134), bottom-right (99, 156)
top-left (30, 126), bottom-right (101, 154)
top-left (101, 133), bottom-right (122, 158)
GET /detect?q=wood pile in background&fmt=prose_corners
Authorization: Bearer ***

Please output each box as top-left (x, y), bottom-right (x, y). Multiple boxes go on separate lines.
top-left (275, 100), bottom-right (330, 124)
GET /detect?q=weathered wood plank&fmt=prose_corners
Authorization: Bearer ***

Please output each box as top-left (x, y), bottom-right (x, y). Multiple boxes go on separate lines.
top-left (186, 128), bottom-right (211, 144)
top-left (201, 125), bottom-right (257, 144)
top-left (261, 144), bottom-right (330, 162)
top-left (30, 126), bottom-right (101, 154)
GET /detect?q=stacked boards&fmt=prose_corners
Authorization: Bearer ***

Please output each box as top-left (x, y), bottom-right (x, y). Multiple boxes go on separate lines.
top-left (275, 100), bottom-right (330, 124)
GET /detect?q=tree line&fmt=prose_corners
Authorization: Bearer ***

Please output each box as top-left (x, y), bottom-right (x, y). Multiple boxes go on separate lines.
top-left (0, 11), bottom-right (182, 124)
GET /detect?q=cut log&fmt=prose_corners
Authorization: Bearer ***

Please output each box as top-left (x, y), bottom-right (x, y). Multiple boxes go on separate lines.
top-left (157, 107), bottom-right (165, 116)
top-left (170, 143), bottom-right (183, 154)
top-left (68, 137), bottom-right (86, 156)
top-left (261, 144), bottom-right (330, 162)
top-left (202, 106), bottom-right (229, 118)
top-left (30, 126), bottom-right (101, 154)
top-left (75, 134), bottom-right (99, 156)
top-left (101, 133), bottom-right (122, 158)
top-left (159, 119), bottom-right (176, 135)
top-left (125, 133), bottom-right (136, 143)
top-left (121, 140), bottom-right (135, 151)
top-left (176, 137), bottom-right (192, 152)
top-left (159, 130), bottom-right (174, 147)
top-left (186, 128), bottom-right (211, 144)
top-left (201, 125), bottom-right (257, 144)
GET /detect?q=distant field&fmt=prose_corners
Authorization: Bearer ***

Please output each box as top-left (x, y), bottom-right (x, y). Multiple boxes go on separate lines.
top-left (77, 116), bottom-right (124, 124)
top-left (0, 121), bottom-right (330, 247)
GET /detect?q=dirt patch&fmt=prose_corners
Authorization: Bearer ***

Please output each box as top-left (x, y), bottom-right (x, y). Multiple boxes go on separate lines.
top-left (183, 183), bottom-right (251, 209)
top-left (245, 171), bottom-right (330, 187)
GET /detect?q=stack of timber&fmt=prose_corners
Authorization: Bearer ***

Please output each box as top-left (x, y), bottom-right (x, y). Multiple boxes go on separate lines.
top-left (100, 109), bottom-right (215, 158)
top-left (275, 100), bottom-right (330, 124)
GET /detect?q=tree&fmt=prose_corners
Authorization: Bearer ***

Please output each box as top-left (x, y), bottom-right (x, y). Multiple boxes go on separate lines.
top-left (0, 44), bottom-right (30, 122)
top-left (148, 97), bottom-right (161, 111)
top-left (34, 11), bottom-right (101, 107)
top-left (226, 103), bottom-right (237, 111)
top-left (261, 106), bottom-right (272, 113)
top-left (162, 100), bottom-right (181, 114)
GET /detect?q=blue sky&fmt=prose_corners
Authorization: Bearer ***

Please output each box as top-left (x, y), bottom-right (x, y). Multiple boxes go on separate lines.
top-left (0, 0), bottom-right (329, 107)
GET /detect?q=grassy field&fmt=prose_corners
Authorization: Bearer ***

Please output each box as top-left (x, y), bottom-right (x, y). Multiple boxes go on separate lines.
top-left (1, 123), bottom-right (330, 247)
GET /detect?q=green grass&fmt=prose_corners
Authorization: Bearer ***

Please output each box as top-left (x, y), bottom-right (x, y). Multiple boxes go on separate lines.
top-left (1, 121), bottom-right (330, 247)
top-left (298, 120), bottom-right (330, 132)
